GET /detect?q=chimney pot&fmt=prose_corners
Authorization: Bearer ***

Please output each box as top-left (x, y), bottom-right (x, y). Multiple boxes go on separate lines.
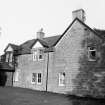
top-left (36, 28), bottom-right (45, 39)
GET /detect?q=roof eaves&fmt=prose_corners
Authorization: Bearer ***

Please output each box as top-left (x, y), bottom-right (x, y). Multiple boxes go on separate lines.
top-left (4, 43), bottom-right (19, 52)
top-left (53, 18), bottom-right (77, 46)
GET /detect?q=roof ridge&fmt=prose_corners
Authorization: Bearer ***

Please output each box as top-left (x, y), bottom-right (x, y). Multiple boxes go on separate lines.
top-left (43, 35), bottom-right (61, 39)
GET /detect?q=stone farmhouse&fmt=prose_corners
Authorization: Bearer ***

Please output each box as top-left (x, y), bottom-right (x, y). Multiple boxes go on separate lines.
top-left (1, 9), bottom-right (105, 97)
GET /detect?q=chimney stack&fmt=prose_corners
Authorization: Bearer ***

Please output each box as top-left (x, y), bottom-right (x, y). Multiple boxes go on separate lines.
top-left (72, 9), bottom-right (86, 22)
top-left (36, 28), bottom-right (45, 39)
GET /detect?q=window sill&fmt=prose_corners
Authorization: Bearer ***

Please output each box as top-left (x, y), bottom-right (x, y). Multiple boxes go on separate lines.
top-left (38, 59), bottom-right (44, 61)
top-left (88, 59), bottom-right (96, 61)
top-left (59, 84), bottom-right (65, 86)
top-left (33, 59), bottom-right (44, 61)
top-left (37, 83), bottom-right (42, 85)
top-left (31, 82), bottom-right (36, 85)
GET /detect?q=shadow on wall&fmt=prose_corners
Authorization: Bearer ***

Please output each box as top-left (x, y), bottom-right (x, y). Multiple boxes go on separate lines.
top-left (0, 71), bottom-right (7, 86)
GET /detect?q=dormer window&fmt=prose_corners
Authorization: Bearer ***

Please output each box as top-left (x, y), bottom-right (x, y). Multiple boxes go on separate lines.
top-left (9, 53), bottom-right (13, 62)
top-left (33, 49), bottom-right (43, 61)
top-left (6, 53), bottom-right (9, 62)
top-left (88, 47), bottom-right (97, 61)
top-left (33, 50), bottom-right (37, 61)
top-left (6, 52), bottom-right (13, 63)
top-left (38, 49), bottom-right (43, 60)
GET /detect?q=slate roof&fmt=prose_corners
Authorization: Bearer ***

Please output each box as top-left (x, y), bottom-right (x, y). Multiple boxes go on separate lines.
top-left (4, 35), bottom-right (61, 55)
top-left (20, 35), bottom-right (61, 48)
top-left (4, 18), bottom-right (105, 55)
top-left (4, 43), bottom-right (19, 52)
top-left (94, 29), bottom-right (105, 40)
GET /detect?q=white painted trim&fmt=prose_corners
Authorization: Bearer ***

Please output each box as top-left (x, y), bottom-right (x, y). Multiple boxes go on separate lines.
top-left (14, 69), bottom-right (20, 82)
top-left (5, 45), bottom-right (13, 52)
top-left (32, 41), bottom-right (43, 49)
top-left (37, 73), bottom-right (42, 85)
top-left (88, 47), bottom-right (97, 61)
top-left (58, 73), bottom-right (65, 86)
top-left (31, 73), bottom-right (37, 84)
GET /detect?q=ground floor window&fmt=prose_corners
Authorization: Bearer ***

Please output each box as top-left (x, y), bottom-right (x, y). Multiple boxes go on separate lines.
top-left (14, 69), bottom-right (20, 82)
top-left (37, 73), bottom-right (41, 84)
top-left (31, 73), bottom-right (42, 85)
top-left (59, 72), bottom-right (65, 86)
top-left (31, 73), bottom-right (37, 84)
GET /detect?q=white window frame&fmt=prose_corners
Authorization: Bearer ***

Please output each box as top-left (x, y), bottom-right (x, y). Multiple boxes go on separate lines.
top-left (33, 49), bottom-right (44, 61)
top-left (6, 53), bottom-right (9, 62)
top-left (37, 73), bottom-right (42, 85)
top-left (33, 50), bottom-right (37, 61)
top-left (88, 47), bottom-right (97, 61)
top-left (31, 73), bottom-right (42, 85)
top-left (5, 52), bottom-right (13, 63)
top-left (9, 52), bottom-right (13, 62)
top-left (14, 69), bottom-right (20, 82)
top-left (59, 72), bottom-right (65, 86)
top-left (38, 49), bottom-right (43, 61)
top-left (31, 73), bottom-right (37, 84)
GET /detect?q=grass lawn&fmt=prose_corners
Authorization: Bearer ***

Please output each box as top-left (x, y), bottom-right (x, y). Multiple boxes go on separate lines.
top-left (0, 87), bottom-right (104, 105)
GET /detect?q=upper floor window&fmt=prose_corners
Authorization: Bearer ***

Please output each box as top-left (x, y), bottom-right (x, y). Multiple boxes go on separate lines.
top-left (5, 52), bottom-right (13, 63)
top-left (33, 49), bottom-right (43, 61)
top-left (9, 53), bottom-right (13, 62)
top-left (59, 72), bottom-right (65, 86)
top-left (6, 53), bottom-right (9, 62)
top-left (38, 50), bottom-right (43, 60)
top-left (33, 50), bottom-right (37, 61)
top-left (88, 47), bottom-right (97, 61)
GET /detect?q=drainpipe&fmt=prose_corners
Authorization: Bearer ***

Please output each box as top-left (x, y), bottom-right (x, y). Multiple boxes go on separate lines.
top-left (12, 55), bottom-right (15, 86)
top-left (12, 54), bottom-right (16, 86)
top-left (46, 52), bottom-right (49, 91)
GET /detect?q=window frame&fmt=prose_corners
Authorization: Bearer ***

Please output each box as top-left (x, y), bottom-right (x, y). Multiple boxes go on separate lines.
top-left (9, 52), bottom-right (13, 62)
top-left (31, 73), bottom-right (42, 85)
top-left (5, 52), bottom-right (13, 63)
top-left (37, 73), bottom-right (42, 85)
top-left (59, 72), bottom-right (65, 86)
top-left (37, 49), bottom-right (43, 61)
top-left (14, 69), bottom-right (20, 82)
top-left (31, 73), bottom-right (37, 84)
top-left (33, 50), bottom-right (37, 61)
top-left (32, 49), bottom-right (44, 61)
top-left (6, 53), bottom-right (9, 62)
top-left (88, 46), bottom-right (97, 61)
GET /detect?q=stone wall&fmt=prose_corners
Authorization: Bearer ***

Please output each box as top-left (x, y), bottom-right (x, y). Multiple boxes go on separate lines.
top-left (13, 53), bottom-right (48, 91)
top-left (47, 20), bottom-right (85, 93)
top-left (73, 28), bottom-right (105, 98)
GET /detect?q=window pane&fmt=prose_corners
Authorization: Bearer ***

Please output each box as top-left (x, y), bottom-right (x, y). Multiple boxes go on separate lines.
top-left (37, 73), bottom-right (41, 83)
top-left (9, 53), bottom-right (13, 62)
top-left (33, 51), bottom-right (37, 61)
top-left (59, 72), bottom-right (65, 86)
top-left (38, 50), bottom-right (43, 60)
top-left (32, 73), bottom-right (37, 83)
top-left (88, 47), bottom-right (96, 61)
top-left (39, 55), bottom-right (42, 59)
top-left (6, 53), bottom-right (9, 62)
top-left (14, 69), bottom-right (20, 82)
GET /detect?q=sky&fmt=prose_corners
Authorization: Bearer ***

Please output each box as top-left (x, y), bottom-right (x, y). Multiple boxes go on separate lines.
top-left (0, 0), bottom-right (105, 54)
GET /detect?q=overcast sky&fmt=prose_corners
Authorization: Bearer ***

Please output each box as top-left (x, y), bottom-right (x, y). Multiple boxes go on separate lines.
top-left (0, 0), bottom-right (105, 54)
